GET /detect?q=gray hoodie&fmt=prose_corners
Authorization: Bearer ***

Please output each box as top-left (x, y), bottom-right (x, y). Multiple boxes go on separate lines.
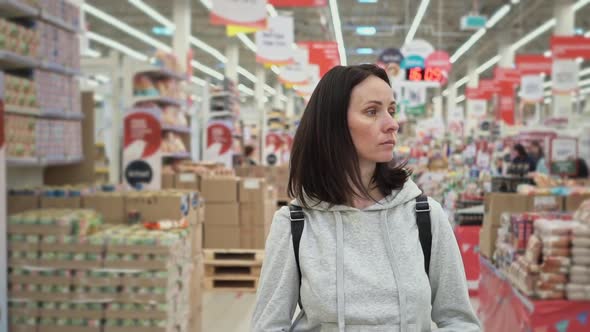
top-left (251, 179), bottom-right (481, 332)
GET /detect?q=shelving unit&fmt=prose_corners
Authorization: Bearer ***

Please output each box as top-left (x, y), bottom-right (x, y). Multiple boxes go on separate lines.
top-left (0, 0), bottom-right (40, 18)
top-left (132, 95), bottom-right (186, 108)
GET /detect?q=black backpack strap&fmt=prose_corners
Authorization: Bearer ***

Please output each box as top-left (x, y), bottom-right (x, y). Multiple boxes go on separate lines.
top-left (289, 204), bottom-right (305, 308)
top-left (415, 195), bottom-right (432, 277)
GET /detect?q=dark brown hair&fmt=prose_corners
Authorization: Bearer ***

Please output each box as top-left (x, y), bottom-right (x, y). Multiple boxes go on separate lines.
top-left (288, 64), bottom-right (410, 208)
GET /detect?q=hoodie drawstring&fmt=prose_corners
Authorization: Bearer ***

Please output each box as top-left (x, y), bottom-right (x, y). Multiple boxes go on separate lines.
top-left (334, 211), bottom-right (345, 332)
top-left (380, 209), bottom-right (409, 331)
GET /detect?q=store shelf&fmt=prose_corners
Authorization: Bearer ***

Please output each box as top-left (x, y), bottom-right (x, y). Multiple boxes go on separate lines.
top-left (132, 96), bottom-right (186, 108)
top-left (40, 61), bottom-right (81, 76)
top-left (6, 156), bottom-right (40, 167)
top-left (161, 124), bottom-right (191, 134)
top-left (138, 68), bottom-right (187, 81)
top-left (39, 10), bottom-right (80, 33)
top-left (0, 0), bottom-right (39, 18)
top-left (40, 110), bottom-right (84, 120)
top-left (162, 152), bottom-right (191, 159)
top-left (209, 110), bottom-right (235, 118)
top-left (39, 155), bottom-right (83, 166)
top-left (5, 106), bottom-right (40, 116)
top-left (0, 50), bottom-right (38, 69)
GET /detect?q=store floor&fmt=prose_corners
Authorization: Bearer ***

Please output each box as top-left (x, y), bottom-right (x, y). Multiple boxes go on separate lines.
top-left (202, 291), bottom-right (481, 331)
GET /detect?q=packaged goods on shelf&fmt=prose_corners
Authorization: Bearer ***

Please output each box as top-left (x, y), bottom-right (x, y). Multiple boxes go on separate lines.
top-left (39, 0), bottom-right (81, 30)
top-left (5, 114), bottom-right (37, 158)
top-left (133, 74), bottom-right (183, 99)
top-left (35, 70), bottom-right (80, 114)
top-left (574, 199), bottom-right (590, 225)
top-left (161, 132), bottom-right (187, 154)
top-left (0, 18), bottom-right (39, 57)
top-left (4, 74), bottom-right (39, 111)
top-left (37, 20), bottom-right (80, 70)
top-left (37, 119), bottom-right (82, 159)
top-left (153, 50), bottom-right (184, 75)
top-left (161, 105), bottom-right (188, 126)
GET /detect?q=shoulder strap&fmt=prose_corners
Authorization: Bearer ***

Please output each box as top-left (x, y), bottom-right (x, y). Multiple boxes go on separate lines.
top-left (415, 195), bottom-right (432, 277)
top-left (289, 204), bottom-right (305, 308)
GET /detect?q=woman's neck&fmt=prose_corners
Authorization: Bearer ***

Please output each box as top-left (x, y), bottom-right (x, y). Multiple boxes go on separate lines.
top-left (350, 160), bottom-right (384, 209)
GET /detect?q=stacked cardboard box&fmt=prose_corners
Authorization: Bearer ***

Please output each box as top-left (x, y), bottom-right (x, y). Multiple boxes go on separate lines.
top-left (202, 177), bottom-right (240, 249)
top-left (239, 178), bottom-right (277, 249)
top-left (236, 166), bottom-right (291, 202)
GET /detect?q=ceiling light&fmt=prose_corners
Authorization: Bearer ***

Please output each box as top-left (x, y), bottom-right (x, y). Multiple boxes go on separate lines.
top-left (265, 85), bottom-right (277, 95)
top-left (485, 5), bottom-right (511, 29)
top-left (356, 48), bottom-right (374, 55)
top-left (574, 0), bottom-right (590, 11)
top-left (128, 0), bottom-right (174, 29)
top-left (511, 18), bottom-right (556, 51)
top-left (238, 84), bottom-right (254, 96)
top-left (511, 0), bottom-right (520, 4)
top-left (405, 0), bottom-right (431, 44)
top-left (330, 0), bottom-right (347, 65)
top-left (476, 55), bottom-right (501, 74)
top-left (450, 28), bottom-right (486, 63)
top-left (279, 95), bottom-right (288, 102)
top-left (356, 26), bottom-right (377, 35)
top-left (82, 48), bottom-right (102, 58)
top-left (152, 26), bottom-right (173, 36)
top-left (237, 67), bottom-right (258, 83)
top-left (266, 4), bottom-right (278, 17)
top-left (442, 90), bottom-right (449, 96)
top-left (358, 0), bottom-right (378, 3)
top-left (191, 60), bottom-right (224, 80)
top-left (544, 50), bottom-right (552, 57)
top-left (455, 95), bottom-right (465, 103)
top-left (237, 33), bottom-right (257, 52)
top-left (271, 66), bottom-right (281, 75)
top-left (189, 36), bottom-right (228, 63)
top-left (87, 31), bottom-right (149, 61)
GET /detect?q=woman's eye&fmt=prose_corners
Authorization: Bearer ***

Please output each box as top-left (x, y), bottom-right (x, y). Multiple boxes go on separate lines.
top-left (388, 108), bottom-right (396, 117)
top-left (366, 109), bottom-right (377, 116)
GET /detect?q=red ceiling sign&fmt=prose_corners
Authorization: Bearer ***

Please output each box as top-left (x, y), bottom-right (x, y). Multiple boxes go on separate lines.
top-left (465, 87), bottom-right (488, 100)
top-left (269, 0), bottom-right (327, 6)
top-left (466, 79), bottom-right (500, 100)
top-left (515, 54), bottom-right (552, 75)
top-left (298, 41), bottom-right (341, 77)
top-left (551, 35), bottom-right (590, 59)
top-left (494, 67), bottom-right (521, 85)
top-left (498, 84), bottom-right (515, 126)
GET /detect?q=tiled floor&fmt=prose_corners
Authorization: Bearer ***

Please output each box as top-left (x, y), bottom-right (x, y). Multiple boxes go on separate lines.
top-left (202, 291), bottom-right (482, 332)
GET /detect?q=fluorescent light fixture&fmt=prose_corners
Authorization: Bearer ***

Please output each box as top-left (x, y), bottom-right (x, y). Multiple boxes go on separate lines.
top-left (581, 67), bottom-right (590, 76)
top-left (455, 94), bottom-right (465, 103)
top-left (87, 31), bottom-right (149, 61)
top-left (190, 76), bottom-right (206, 86)
top-left (511, 0), bottom-right (520, 4)
top-left (577, 57), bottom-right (584, 64)
top-left (544, 90), bottom-right (552, 97)
top-left (128, 0), bottom-right (174, 29)
top-left (82, 48), bottom-right (102, 58)
top-left (191, 60), bottom-right (224, 80)
top-left (544, 50), bottom-right (552, 57)
top-left (450, 28), bottom-right (486, 63)
top-left (574, 0), bottom-right (590, 11)
top-left (83, 4), bottom-right (171, 52)
top-left (265, 85), bottom-right (277, 95)
top-left (579, 78), bottom-right (590, 86)
top-left (238, 84), bottom-right (254, 96)
top-left (511, 18), bottom-right (556, 51)
top-left (200, 0), bottom-right (212, 10)
top-left (279, 95), bottom-right (288, 102)
top-left (189, 36), bottom-right (228, 63)
top-left (356, 47), bottom-right (374, 55)
top-left (271, 66), bottom-right (281, 75)
top-left (454, 76), bottom-right (469, 89)
top-left (356, 26), bottom-right (377, 35)
top-left (152, 26), bottom-right (173, 36)
top-left (442, 89), bottom-right (449, 97)
top-left (486, 4), bottom-right (511, 28)
top-left (329, 0), bottom-right (347, 65)
top-left (237, 67), bottom-right (258, 83)
top-left (358, 0), bottom-right (378, 2)
top-left (405, 0), bottom-right (430, 44)
top-left (266, 4), bottom-right (278, 17)
top-left (237, 33), bottom-right (257, 52)
top-left (94, 74), bottom-right (110, 83)
top-left (476, 55), bottom-right (501, 74)
top-left (544, 81), bottom-right (552, 88)
top-left (544, 97), bottom-right (551, 104)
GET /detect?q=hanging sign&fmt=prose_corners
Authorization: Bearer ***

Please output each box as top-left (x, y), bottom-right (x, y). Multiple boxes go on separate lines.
top-left (466, 87), bottom-right (488, 100)
top-left (494, 67), bottom-right (520, 86)
top-left (269, 0), bottom-right (327, 6)
top-left (123, 109), bottom-right (162, 190)
top-left (205, 120), bottom-right (234, 167)
top-left (520, 75), bottom-right (544, 103)
top-left (401, 39), bottom-right (435, 58)
top-left (298, 42), bottom-right (339, 77)
top-left (377, 48), bottom-right (405, 80)
top-left (425, 51), bottom-right (451, 85)
top-left (211, 0), bottom-right (267, 28)
top-left (468, 99), bottom-right (487, 118)
top-left (515, 54), bottom-right (552, 75)
top-left (447, 105), bottom-right (465, 136)
top-left (551, 35), bottom-right (590, 59)
top-left (552, 59), bottom-right (579, 94)
top-left (550, 137), bottom-right (578, 176)
top-left (401, 55), bottom-right (425, 69)
top-left (256, 16), bottom-right (294, 65)
top-left (279, 47), bottom-right (309, 85)
top-left (294, 64), bottom-right (320, 97)
top-left (499, 84), bottom-right (516, 126)
top-left (404, 86), bottom-right (427, 116)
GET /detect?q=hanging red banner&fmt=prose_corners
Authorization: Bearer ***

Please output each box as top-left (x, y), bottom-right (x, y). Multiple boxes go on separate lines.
top-left (515, 54), bottom-right (552, 75)
top-left (499, 83), bottom-right (515, 125)
top-left (465, 87), bottom-right (489, 100)
top-left (298, 41), bottom-right (341, 77)
top-left (494, 67), bottom-right (521, 85)
top-left (479, 79), bottom-right (501, 95)
top-left (269, 0), bottom-right (327, 6)
top-left (551, 35), bottom-right (590, 59)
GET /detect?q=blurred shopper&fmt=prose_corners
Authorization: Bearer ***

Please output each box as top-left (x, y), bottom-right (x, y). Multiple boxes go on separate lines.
top-left (574, 158), bottom-right (589, 179)
top-left (244, 145), bottom-right (258, 166)
top-left (528, 141), bottom-right (544, 171)
top-left (251, 65), bottom-right (480, 331)
top-left (508, 143), bottom-right (535, 176)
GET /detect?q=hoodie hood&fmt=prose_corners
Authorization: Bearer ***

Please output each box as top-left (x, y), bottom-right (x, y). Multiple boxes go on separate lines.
top-left (291, 178), bottom-right (423, 212)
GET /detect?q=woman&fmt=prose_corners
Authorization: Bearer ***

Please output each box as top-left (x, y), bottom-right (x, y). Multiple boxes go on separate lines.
top-left (508, 143), bottom-right (535, 176)
top-left (251, 65), bottom-right (480, 331)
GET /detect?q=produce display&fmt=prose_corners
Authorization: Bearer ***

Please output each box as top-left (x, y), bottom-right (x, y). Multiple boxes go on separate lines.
top-left (0, 18), bottom-right (39, 57)
top-left (4, 74), bottom-right (39, 111)
top-left (5, 114), bottom-right (37, 158)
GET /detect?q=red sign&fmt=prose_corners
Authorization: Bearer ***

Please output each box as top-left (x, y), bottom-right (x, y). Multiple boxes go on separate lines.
top-left (551, 35), bottom-right (590, 59)
top-left (479, 79), bottom-right (501, 94)
top-left (466, 87), bottom-right (487, 100)
top-left (494, 67), bottom-right (521, 85)
top-left (207, 122), bottom-right (233, 155)
top-left (266, 133), bottom-right (285, 151)
top-left (454, 226), bottom-right (481, 292)
top-left (269, 0), bottom-right (327, 6)
top-left (425, 51), bottom-right (451, 73)
top-left (499, 84), bottom-right (515, 125)
top-left (515, 54), bottom-right (552, 75)
top-left (406, 67), bottom-right (444, 82)
top-left (124, 112), bottom-right (162, 158)
top-left (299, 41), bottom-right (340, 77)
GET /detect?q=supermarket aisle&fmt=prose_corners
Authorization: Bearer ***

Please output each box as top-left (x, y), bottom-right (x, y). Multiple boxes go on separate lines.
top-left (201, 291), bottom-right (481, 331)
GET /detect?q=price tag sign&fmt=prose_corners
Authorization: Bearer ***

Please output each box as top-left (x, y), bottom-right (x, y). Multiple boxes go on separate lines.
top-left (550, 137), bottom-right (578, 176)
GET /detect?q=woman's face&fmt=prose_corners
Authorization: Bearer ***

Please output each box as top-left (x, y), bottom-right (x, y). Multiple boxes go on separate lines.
top-left (347, 76), bottom-right (399, 165)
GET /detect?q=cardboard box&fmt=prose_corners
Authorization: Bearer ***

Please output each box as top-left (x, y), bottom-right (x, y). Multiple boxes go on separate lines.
top-left (528, 194), bottom-right (564, 212)
top-left (82, 193), bottom-right (125, 224)
top-left (565, 194), bottom-right (590, 211)
top-left (480, 223), bottom-right (500, 259)
top-left (483, 193), bottom-right (530, 228)
top-left (189, 257), bottom-right (203, 332)
top-left (161, 173), bottom-right (175, 189)
top-left (204, 225), bottom-right (240, 249)
top-left (201, 177), bottom-right (239, 203)
top-left (240, 202), bottom-right (275, 228)
top-left (191, 223), bottom-right (203, 257)
top-left (175, 172), bottom-right (200, 191)
top-left (40, 196), bottom-right (81, 209)
top-left (205, 203), bottom-right (239, 226)
top-left (239, 178), bottom-right (268, 203)
top-left (240, 226), bottom-right (266, 249)
top-left (8, 195), bottom-right (39, 215)
top-left (125, 192), bottom-right (197, 225)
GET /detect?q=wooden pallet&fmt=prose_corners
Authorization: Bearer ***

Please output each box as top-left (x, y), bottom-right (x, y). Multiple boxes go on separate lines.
top-left (203, 275), bottom-right (259, 292)
top-left (203, 249), bottom-right (264, 263)
top-left (204, 260), bottom-right (262, 277)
